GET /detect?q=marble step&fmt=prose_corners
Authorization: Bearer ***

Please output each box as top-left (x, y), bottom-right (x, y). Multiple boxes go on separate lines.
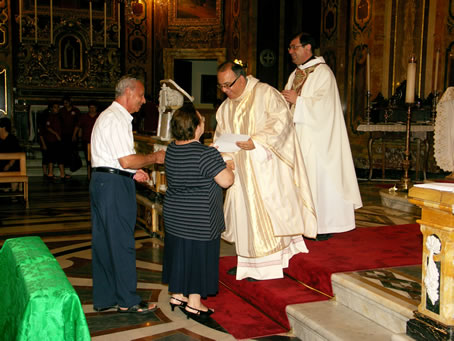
top-left (331, 272), bottom-right (417, 334)
top-left (286, 300), bottom-right (397, 341)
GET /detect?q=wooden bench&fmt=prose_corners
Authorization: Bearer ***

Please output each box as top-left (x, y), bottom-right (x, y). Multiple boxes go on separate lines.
top-left (0, 152), bottom-right (29, 208)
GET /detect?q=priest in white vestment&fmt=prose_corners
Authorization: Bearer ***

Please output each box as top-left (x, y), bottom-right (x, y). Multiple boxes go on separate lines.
top-left (215, 61), bottom-right (317, 280)
top-left (282, 32), bottom-right (362, 236)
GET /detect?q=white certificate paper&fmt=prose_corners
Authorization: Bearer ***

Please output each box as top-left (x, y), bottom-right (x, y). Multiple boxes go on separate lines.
top-left (215, 133), bottom-right (250, 152)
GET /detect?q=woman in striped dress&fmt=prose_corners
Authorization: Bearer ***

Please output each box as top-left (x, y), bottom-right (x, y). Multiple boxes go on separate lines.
top-left (162, 103), bottom-right (234, 319)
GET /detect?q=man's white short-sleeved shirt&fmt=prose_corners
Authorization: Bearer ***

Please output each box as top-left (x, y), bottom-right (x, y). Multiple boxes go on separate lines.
top-left (90, 101), bottom-right (136, 173)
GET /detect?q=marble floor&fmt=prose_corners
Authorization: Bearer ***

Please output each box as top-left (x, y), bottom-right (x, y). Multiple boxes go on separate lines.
top-left (0, 175), bottom-right (424, 340)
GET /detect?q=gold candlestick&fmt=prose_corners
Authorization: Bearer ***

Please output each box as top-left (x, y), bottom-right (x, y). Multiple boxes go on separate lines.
top-left (398, 104), bottom-right (413, 191)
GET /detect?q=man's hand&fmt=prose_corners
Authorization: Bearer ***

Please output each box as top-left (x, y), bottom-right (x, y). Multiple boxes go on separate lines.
top-left (133, 169), bottom-right (149, 182)
top-left (282, 89), bottom-right (298, 105)
top-left (236, 138), bottom-right (255, 150)
top-left (152, 150), bottom-right (166, 164)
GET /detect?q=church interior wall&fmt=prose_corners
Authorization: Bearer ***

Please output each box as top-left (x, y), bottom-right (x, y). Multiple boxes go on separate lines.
top-left (0, 0), bottom-right (452, 175)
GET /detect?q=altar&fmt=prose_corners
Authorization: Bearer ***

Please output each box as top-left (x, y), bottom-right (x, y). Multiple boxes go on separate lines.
top-left (407, 183), bottom-right (454, 340)
top-left (357, 123), bottom-right (434, 181)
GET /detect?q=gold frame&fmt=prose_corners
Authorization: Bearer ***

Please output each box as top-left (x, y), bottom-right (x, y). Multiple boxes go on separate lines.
top-left (168, 0), bottom-right (222, 27)
top-left (163, 48), bottom-right (226, 80)
top-left (0, 68), bottom-right (7, 116)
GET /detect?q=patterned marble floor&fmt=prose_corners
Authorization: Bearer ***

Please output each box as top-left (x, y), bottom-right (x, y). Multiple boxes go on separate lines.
top-left (0, 176), bottom-right (423, 340)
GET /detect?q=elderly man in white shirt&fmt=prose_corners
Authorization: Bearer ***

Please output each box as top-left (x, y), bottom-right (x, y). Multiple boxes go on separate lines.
top-left (90, 76), bottom-right (165, 314)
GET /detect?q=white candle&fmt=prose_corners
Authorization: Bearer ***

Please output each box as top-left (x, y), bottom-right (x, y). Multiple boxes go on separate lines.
top-left (117, 2), bottom-right (120, 48)
top-left (434, 48), bottom-right (440, 92)
top-left (34, 0), bottom-right (38, 43)
top-left (89, 1), bottom-right (93, 46)
top-left (104, 1), bottom-right (107, 48)
top-left (366, 51), bottom-right (370, 93)
top-left (19, 0), bottom-right (22, 43)
top-left (50, 0), bottom-right (53, 44)
top-left (405, 56), bottom-right (417, 103)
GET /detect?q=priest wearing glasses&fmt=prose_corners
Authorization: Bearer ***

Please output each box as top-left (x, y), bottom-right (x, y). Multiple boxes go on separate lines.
top-left (282, 32), bottom-right (362, 239)
top-left (214, 60), bottom-right (317, 281)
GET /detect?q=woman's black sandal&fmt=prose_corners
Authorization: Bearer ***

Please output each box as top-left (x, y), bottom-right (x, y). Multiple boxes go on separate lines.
top-left (118, 300), bottom-right (157, 314)
top-left (183, 305), bottom-right (214, 319)
top-left (169, 297), bottom-right (188, 311)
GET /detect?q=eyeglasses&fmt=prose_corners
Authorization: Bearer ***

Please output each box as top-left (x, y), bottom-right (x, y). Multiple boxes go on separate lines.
top-left (217, 75), bottom-right (241, 89)
top-left (288, 44), bottom-right (303, 51)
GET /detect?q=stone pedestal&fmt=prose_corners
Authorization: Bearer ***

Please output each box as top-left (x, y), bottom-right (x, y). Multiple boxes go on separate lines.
top-left (406, 186), bottom-right (454, 340)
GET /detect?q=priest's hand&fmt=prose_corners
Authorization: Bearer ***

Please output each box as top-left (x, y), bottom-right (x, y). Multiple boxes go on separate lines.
top-left (236, 138), bottom-right (255, 150)
top-left (282, 89), bottom-right (298, 105)
top-left (133, 169), bottom-right (150, 182)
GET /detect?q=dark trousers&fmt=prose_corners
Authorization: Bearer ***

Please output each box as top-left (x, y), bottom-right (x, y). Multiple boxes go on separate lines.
top-left (89, 172), bottom-right (140, 308)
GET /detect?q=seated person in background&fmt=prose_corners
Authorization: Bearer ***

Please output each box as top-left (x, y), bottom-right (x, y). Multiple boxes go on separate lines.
top-left (162, 103), bottom-right (234, 319)
top-left (0, 117), bottom-right (22, 192)
top-left (45, 102), bottom-right (66, 180)
top-left (77, 101), bottom-right (100, 179)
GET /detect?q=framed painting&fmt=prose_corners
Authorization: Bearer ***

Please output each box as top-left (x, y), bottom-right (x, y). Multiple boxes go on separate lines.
top-left (168, 0), bottom-right (222, 27)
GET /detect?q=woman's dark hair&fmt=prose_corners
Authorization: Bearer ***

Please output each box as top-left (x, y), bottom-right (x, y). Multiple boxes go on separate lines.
top-left (171, 103), bottom-right (200, 141)
top-left (0, 117), bottom-right (12, 133)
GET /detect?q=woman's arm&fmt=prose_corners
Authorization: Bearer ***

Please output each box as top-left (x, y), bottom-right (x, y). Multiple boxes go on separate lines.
top-left (214, 166), bottom-right (234, 188)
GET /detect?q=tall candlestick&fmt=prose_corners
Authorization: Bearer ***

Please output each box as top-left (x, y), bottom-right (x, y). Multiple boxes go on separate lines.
top-left (104, 1), bottom-right (107, 48)
top-left (117, 2), bottom-right (120, 48)
top-left (405, 55), bottom-right (417, 103)
top-left (50, 0), bottom-right (53, 44)
top-left (34, 0), bottom-right (38, 43)
top-left (89, 1), bottom-right (93, 46)
top-left (19, 0), bottom-right (22, 43)
top-left (366, 51), bottom-right (371, 93)
top-left (434, 48), bottom-right (440, 92)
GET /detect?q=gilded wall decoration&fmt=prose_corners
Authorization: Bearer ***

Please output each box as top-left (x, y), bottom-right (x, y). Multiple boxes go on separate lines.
top-left (449, 0), bottom-right (454, 34)
top-left (167, 26), bottom-right (222, 48)
top-left (58, 34), bottom-right (82, 72)
top-left (14, 2), bottom-right (121, 92)
top-left (323, 0), bottom-right (337, 40)
top-left (0, 0), bottom-right (7, 47)
top-left (350, 45), bottom-right (368, 132)
top-left (126, 0), bottom-right (147, 63)
top-left (232, 0), bottom-right (241, 57)
top-left (354, 0), bottom-right (371, 31)
top-left (168, 0), bottom-right (221, 26)
top-left (167, 0), bottom-right (223, 47)
top-left (0, 67), bottom-right (7, 116)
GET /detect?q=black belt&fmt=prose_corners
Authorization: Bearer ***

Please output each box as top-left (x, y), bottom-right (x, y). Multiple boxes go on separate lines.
top-left (92, 167), bottom-right (135, 179)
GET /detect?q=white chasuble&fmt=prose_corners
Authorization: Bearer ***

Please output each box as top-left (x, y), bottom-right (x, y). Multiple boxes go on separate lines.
top-left (215, 76), bottom-right (317, 264)
top-left (285, 57), bottom-right (362, 234)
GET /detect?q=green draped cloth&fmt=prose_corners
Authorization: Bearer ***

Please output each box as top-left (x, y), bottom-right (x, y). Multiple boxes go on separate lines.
top-left (0, 236), bottom-right (90, 340)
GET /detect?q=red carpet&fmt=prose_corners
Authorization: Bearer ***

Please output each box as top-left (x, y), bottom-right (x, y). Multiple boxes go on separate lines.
top-left (211, 256), bottom-right (329, 331)
top-left (207, 224), bottom-right (422, 339)
top-left (285, 223), bottom-right (423, 296)
top-left (204, 284), bottom-right (288, 339)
